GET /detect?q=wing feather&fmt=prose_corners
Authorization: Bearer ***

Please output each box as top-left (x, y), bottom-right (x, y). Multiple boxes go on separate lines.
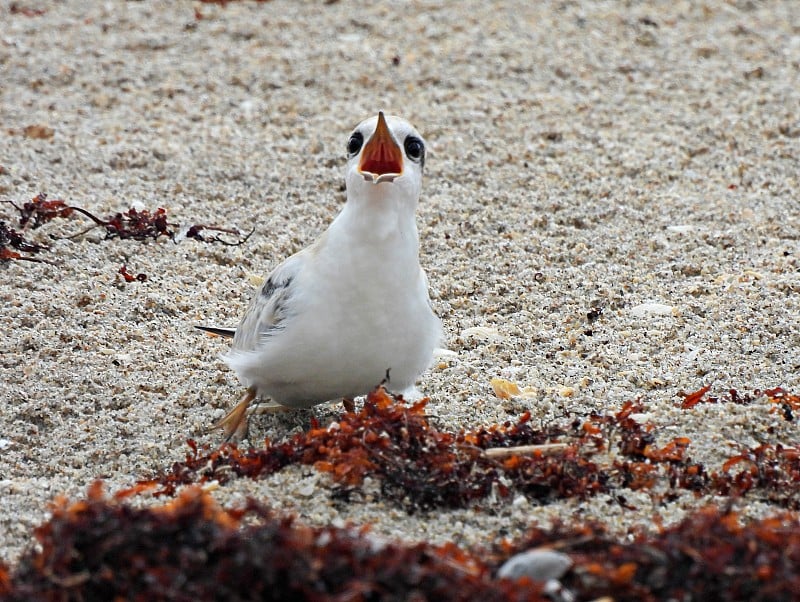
top-left (230, 251), bottom-right (304, 352)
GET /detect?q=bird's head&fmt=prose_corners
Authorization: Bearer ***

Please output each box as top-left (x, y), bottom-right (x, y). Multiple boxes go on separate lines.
top-left (345, 111), bottom-right (426, 204)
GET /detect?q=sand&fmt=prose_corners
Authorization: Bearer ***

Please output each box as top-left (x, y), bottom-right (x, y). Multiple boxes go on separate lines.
top-left (1, 0), bottom-right (799, 565)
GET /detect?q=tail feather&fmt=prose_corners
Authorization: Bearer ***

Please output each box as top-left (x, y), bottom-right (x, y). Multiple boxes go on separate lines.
top-left (195, 325), bottom-right (236, 338)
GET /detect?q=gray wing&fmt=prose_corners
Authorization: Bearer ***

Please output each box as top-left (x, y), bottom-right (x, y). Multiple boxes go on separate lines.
top-left (230, 251), bottom-right (304, 352)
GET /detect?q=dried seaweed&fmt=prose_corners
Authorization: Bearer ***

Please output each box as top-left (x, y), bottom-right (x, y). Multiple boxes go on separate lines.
top-left (5, 483), bottom-right (800, 601)
top-left (118, 265), bottom-right (147, 283)
top-left (679, 383), bottom-right (713, 409)
top-left (0, 221), bottom-right (52, 264)
top-left (502, 507), bottom-right (800, 602)
top-left (181, 223), bottom-right (255, 246)
top-left (764, 386), bottom-right (799, 421)
top-left (4, 194), bottom-right (73, 229)
top-left (4, 193), bottom-right (253, 245)
top-left (1, 388), bottom-right (798, 599)
top-left (712, 443), bottom-right (800, 509)
top-left (68, 205), bottom-right (174, 241)
top-left (678, 385), bottom-right (759, 409)
top-left (8, 3), bottom-right (46, 17)
top-left (147, 387), bottom-right (799, 513)
top-left (148, 388), bottom-right (601, 511)
top-left (63, 205), bottom-right (254, 245)
top-left (7, 483), bottom-right (532, 602)
top-left (149, 393), bottom-right (592, 504)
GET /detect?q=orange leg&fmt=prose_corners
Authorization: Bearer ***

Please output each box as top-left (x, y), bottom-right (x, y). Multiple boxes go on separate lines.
top-left (212, 386), bottom-right (257, 442)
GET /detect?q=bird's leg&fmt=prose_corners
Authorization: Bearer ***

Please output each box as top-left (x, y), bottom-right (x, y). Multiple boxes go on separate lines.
top-left (212, 385), bottom-right (257, 442)
top-left (342, 398), bottom-right (355, 413)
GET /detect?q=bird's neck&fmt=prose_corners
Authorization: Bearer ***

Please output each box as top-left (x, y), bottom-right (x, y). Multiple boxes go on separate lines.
top-left (333, 190), bottom-right (420, 247)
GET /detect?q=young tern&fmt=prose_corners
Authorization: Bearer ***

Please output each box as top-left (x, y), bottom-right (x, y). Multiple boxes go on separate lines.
top-left (198, 112), bottom-right (442, 440)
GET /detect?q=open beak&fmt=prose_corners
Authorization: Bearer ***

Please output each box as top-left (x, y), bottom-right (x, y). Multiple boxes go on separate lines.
top-left (358, 111), bottom-right (403, 184)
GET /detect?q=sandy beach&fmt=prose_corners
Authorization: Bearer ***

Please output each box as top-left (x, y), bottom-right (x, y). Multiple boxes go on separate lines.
top-left (1, 0), bottom-right (798, 574)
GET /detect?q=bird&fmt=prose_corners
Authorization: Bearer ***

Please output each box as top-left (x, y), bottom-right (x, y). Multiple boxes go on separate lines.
top-left (198, 111), bottom-right (442, 440)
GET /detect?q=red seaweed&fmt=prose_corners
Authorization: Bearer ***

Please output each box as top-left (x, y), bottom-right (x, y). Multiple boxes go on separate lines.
top-left (5, 483), bottom-right (800, 601)
top-left (0, 220), bottom-right (52, 264)
top-left (2, 194), bottom-right (253, 264)
top-left (142, 387), bottom-right (800, 512)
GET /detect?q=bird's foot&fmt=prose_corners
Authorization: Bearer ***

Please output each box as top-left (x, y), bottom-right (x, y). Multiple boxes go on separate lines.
top-left (211, 386), bottom-right (257, 442)
top-left (250, 401), bottom-right (292, 415)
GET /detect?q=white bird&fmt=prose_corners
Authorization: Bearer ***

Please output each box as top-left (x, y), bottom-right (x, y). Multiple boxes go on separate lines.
top-left (198, 112), bottom-right (442, 440)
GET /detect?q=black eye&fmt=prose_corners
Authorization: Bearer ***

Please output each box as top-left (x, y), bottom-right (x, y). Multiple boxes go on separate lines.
top-left (347, 132), bottom-right (363, 156)
top-left (404, 136), bottom-right (424, 162)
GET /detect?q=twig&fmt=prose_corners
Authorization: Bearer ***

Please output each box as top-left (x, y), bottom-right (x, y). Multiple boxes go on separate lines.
top-left (483, 443), bottom-right (570, 459)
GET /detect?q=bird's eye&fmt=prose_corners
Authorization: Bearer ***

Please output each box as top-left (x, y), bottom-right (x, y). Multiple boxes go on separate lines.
top-left (347, 132), bottom-right (364, 156)
top-left (404, 136), bottom-right (424, 162)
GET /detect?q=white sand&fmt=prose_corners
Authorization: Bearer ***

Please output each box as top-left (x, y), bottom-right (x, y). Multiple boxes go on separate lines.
top-left (1, 0), bottom-right (798, 564)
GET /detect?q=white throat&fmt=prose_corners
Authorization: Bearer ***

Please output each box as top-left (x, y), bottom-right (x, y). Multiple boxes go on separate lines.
top-left (336, 179), bottom-right (420, 245)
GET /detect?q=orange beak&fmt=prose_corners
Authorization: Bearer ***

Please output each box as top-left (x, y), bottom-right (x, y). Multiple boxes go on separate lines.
top-left (358, 111), bottom-right (403, 184)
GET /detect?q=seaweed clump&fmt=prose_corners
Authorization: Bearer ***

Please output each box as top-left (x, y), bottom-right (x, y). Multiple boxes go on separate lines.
top-left (149, 387), bottom-right (800, 512)
top-left (149, 387), bottom-right (605, 511)
top-left (4, 483), bottom-right (800, 601)
top-left (4, 482), bottom-right (534, 602)
top-left (4, 193), bottom-right (253, 246)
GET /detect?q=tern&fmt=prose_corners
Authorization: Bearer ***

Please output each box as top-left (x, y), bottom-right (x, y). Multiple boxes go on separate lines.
top-left (198, 112), bottom-right (442, 440)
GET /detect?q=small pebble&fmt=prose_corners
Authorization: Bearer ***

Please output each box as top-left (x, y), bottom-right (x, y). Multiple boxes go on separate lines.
top-left (628, 303), bottom-right (675, 317)
top-left (497, 548), bottom-right (573, 582)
